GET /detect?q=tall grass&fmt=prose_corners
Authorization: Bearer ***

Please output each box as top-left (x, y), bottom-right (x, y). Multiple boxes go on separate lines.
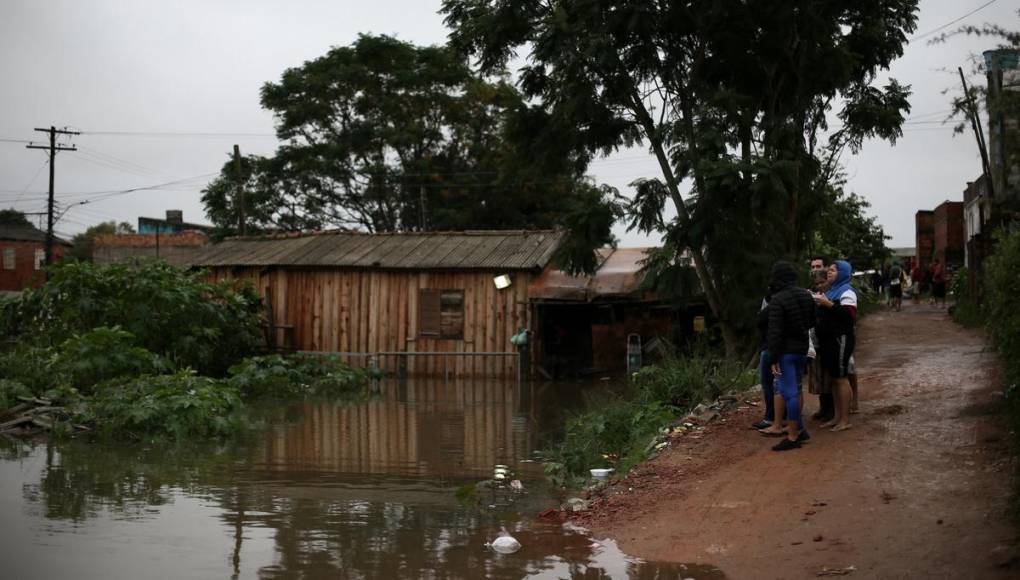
top-left (546, 351), bottom-right (755, 478)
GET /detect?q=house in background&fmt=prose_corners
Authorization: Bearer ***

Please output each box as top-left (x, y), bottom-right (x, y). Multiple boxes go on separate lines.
top-left (191, 230), bottom-right (564, 377)
top-left (528, 247), bottom-right (702, 377)
top-left (964, 174), bottom-right (993, 270)
top-left (0, 225), bottom-right (70, 292)
top-left (916, 201), bottom-right (965, 271)
top-left (915, 210), bottom-right (935, 273)
top-left (93, 210), bottom-right (211, 267)
top-left (933, 201), bottom-right (965, 270)
top-left (190, 230), bottom-right (694, 378)
top-left (138, 209), bottom-right (214, 235)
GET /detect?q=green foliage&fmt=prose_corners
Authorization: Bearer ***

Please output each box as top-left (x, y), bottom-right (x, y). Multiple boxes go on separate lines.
top-left (0, 379), bottom-right (31, 410)
top-left (226, 354), bottom-right (368, 399)
top-left (0, 344), bottom-right (61, 394)
top-left (202, 33), bottom-right (606, 244)
top-left (443, 0), bottom-right (918, 354)
top-left (54, 327), bottom-right (171, 394)
top-left (0, 208), bottom-right (33, 227)
top-left (985, 228), bottom-right (1020, 390)
top-left (949, 266), bottom-right (983, 328)
top-left (546, 351), bottom-right (754, 477)
top-left (88, 371), bottom-right (247, 440)
top-left (1, 261), bottom-right (264, 376)
top-left (811, 187), bottom-right (891, 270)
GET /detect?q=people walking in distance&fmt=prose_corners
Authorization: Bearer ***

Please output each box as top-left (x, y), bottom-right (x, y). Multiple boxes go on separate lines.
top-left (757, 261), bottom-right (815, 451)
top-left (931, 259), bottom-right (947, 308)
top-left (911, 261), bottom-right (922, 304)
top-left (814, 260), bottom-right (858, 432)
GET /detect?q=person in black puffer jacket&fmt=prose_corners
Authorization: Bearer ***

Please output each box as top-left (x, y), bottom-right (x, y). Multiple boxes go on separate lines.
top-left (757, 261), bottom-right (816, 451)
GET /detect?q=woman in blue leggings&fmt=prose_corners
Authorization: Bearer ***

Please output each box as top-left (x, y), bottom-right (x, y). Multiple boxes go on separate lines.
top-left (757, 261), bottom-right (815, 451)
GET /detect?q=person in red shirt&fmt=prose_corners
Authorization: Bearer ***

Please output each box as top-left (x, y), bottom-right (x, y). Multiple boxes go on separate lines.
top-left (931, 259), bottom-right (947, 308)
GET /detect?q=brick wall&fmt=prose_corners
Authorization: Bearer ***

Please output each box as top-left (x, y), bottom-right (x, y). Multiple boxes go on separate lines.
top-left (915, 210), bottom-right (934, 272)
top-left (933, 201), bottom-right (965, 268)
top-left (93, 232), bottom-right (209, 268)
top-left (0, 241), bottom-right (66, 291)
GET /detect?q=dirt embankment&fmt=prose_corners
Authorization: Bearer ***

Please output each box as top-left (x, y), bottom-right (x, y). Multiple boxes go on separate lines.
top-left (574, 304), bottom-right (1018, 579)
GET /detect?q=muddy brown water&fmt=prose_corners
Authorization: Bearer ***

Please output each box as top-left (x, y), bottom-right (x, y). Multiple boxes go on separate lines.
top-left (0, 378), bottom-right (722, 579)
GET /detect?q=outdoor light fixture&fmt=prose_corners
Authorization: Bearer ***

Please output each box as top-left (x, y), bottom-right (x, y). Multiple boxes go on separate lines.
top-left (493, 274), bottom-right (512, 289)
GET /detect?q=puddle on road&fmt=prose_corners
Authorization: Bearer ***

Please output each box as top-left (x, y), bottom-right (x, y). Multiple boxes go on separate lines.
top-left (0, 378), bottom-right (723, 579)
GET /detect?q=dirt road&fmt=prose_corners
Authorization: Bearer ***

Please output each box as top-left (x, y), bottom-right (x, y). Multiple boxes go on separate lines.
top-left (574, 303), bottom-right (1018, 579)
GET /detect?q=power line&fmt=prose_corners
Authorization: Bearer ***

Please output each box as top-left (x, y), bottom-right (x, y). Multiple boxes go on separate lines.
top-left (80, 130), bottom-right (277, 138)
top-left (910, 0), bottom-right (1000, 42)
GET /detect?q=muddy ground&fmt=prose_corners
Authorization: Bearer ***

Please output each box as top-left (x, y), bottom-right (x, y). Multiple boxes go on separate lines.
top-left (573, 303), bottom-right (1019, 579)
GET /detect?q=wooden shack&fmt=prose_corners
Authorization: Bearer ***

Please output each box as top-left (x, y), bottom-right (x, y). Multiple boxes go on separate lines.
top-left (190, 230), bottom-right (564, 377)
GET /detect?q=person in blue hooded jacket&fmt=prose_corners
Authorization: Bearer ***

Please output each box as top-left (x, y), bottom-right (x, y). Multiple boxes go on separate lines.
top-left (813, 260), bottom-right (858, 432)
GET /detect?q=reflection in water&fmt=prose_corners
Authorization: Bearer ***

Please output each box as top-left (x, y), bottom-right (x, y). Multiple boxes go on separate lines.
top-left (1, 378), bottom-right (725, 579)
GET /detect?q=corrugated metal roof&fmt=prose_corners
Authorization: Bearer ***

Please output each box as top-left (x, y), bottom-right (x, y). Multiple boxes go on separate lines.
top-left (529, 248), bottom-right (654, 301)
top-left (0, 225), bottom-right (71, 246)
top-left (190, 230), bottom-right (565, 270)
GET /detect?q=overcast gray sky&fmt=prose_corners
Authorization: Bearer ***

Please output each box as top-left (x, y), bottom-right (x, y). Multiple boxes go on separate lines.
top-left (1, 0), bottom-right (1016, 249)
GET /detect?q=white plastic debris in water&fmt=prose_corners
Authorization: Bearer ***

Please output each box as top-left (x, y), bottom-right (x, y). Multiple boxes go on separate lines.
top-left (510, 479), bottom-right (523, 491)
top-left (486, 534), bottom-right (522, 554)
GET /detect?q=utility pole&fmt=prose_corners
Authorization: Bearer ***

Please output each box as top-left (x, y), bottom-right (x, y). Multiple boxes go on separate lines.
top-left (958, 67), bottom-right (994, 197)
top-left (27, 126), bottom-right (78, 279)
top-left (233, 144), bottom-right (246, 236)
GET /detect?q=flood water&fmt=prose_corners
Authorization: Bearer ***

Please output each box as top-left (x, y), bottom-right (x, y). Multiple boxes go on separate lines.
top-left (0, 379), bottom-right (724, 579)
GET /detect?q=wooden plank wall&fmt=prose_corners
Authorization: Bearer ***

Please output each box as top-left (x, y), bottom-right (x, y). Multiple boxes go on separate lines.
top-left (209, 267), bottom-right (533, 377)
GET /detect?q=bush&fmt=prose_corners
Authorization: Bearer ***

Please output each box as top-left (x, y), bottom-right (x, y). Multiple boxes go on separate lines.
top-left (54, 327), bottom-right (171, 394)
top-left (0, 344), bottom-right (61, 394)
top-left (545, 351), bottom-right (754, 478)
top-left (1, 261), bottom-right (264, 376)
top-left (949, 266), bottom-right (982, 327)
top-left (985, 229), bottom-right (1020, 389)
top-left (88, 371), bottom-right (247, 440)
top-left (0, 379), bottom-right (32, 410)
top-left (226, 354), bottom-right (368, 399)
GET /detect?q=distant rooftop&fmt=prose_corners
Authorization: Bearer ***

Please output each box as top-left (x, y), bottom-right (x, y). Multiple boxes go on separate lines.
top-left (0, 225), bottom-right (71, 246)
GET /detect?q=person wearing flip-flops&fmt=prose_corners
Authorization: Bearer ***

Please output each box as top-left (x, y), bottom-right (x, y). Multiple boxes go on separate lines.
top-left (813, 260), bottom-right (858, 433)
top-left (756, 261), bottom-right (815, 451)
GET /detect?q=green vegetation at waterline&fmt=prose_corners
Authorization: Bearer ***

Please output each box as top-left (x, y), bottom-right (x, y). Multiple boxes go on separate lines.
top-left (0, 261), bottom-right (368, 441)
top-left (543, 352), bottom-right (755, 482)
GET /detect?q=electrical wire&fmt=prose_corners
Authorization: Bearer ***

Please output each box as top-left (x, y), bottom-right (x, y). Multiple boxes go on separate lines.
top-left (910, 0), bottom-right (1000, 42)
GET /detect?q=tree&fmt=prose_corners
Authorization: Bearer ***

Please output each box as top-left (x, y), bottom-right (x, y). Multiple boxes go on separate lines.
top-left (811, 187), bottom-right (890, 269)
top-left (202, 34), bottom-right (600, 237)
top-left (443, 0), bottom-right (917, 354)
top-left (0, 208), bottom-right (33, 228)
top-left (938, 10), bottom-right (1020, 215)
top-left (68, 221), bottom-right (135, 262)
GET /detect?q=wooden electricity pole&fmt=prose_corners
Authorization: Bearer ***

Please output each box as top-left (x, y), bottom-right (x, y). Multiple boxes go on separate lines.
top-left (27, 126), bottom-right (79, 278)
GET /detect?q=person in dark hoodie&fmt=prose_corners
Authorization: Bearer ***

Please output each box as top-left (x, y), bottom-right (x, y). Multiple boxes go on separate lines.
top-left (753, 291), bottom-right (777, 430)
top-left (757, 261), bottom-right (816, 451)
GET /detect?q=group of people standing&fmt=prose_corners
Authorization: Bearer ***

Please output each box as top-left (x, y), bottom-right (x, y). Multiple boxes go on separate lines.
top-left (873, 259), bottom-right (948, 310)
top-left (754, 257), bottom-right (858, 451)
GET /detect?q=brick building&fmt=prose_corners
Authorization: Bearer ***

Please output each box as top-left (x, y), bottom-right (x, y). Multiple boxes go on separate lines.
top-left (933, 201), bottom-right (965, 269)
top-left (0, 226), bottom-right (70, 292)
top-left (93, 230), bottom-right (209, 268)
top-left (915, 210), bottom-right (934, 272)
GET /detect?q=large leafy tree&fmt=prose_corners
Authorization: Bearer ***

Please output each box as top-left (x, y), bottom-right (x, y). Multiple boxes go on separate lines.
top-left (0, 208), bottom-right (33, 228)
top-left (203, 34), bottom-right (599, 236)
top-left (811, 186), bottom-right (890, 270)
top-left (443, 0), bottom-right (917, 354)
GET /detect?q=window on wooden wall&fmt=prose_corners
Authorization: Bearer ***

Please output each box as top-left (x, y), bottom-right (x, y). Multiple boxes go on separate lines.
top-left (419, 289), bottom-right (464, 339)
top-left (2, 248), bottom-right (14, 270)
